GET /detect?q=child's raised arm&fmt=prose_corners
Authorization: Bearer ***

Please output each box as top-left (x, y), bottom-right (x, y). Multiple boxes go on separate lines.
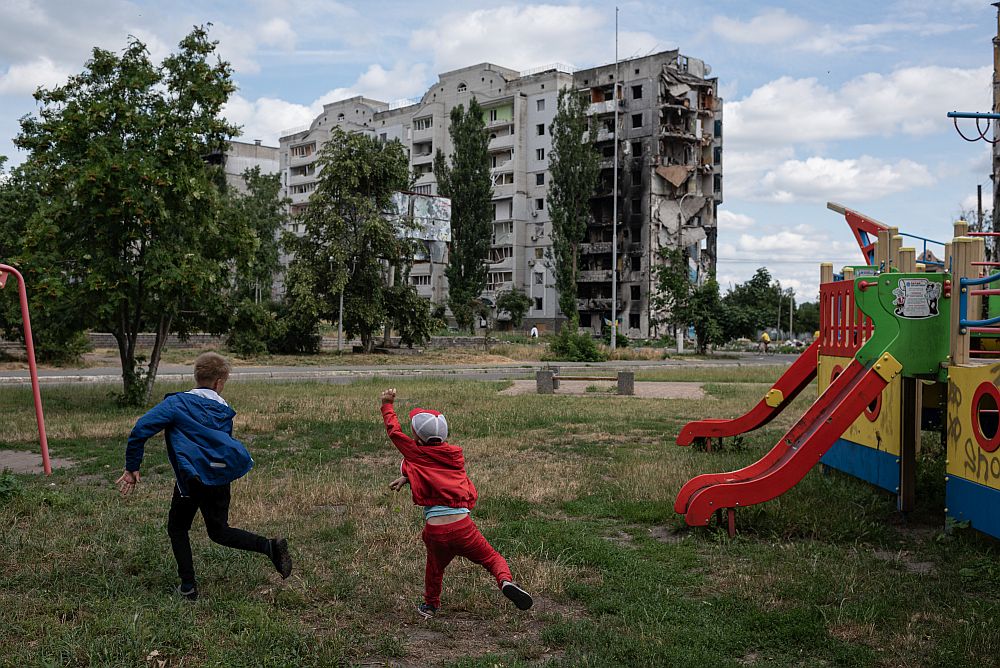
top-left (379, 388), bottom-right (420, 459)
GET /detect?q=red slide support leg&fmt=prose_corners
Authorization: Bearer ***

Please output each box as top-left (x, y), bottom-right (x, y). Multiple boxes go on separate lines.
top-left (0, 264), bottom-right (51, 475)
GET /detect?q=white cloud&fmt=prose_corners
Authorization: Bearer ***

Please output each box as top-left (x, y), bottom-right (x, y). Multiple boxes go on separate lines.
top-left (257, 18), bottom-right (297, 50)
top-left (0, 56), bottom-right (72, 95)
top-left (717, 209), bottom-right (756, 231)
top-left (726, 66), bottom-right (991, 149)
top-left (758, 156), bottom-right (934, 203)
top-left (712, 9), bottom-right (810, 45)
top-left (410, 5), bottom-right (659, 72)
top-left (226, 61), bottom-right (431, 144)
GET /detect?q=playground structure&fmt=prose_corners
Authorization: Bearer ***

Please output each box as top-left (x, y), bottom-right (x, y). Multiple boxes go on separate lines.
top-left (674, 207), bottom-right (1000, 541)
top-left (0, 263), bottom-right (51, 475)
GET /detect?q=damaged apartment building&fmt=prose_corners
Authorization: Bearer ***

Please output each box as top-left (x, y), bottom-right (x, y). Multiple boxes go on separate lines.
top-left (279, 49), bottom-right (721, 338)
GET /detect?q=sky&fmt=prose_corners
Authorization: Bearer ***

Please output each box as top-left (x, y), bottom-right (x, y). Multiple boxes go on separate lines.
top-left (0, 0), bottom-right (996, 302)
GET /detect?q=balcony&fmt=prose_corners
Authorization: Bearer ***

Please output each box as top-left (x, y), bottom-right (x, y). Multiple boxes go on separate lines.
top-left (577, 270), bottom-right (613, 282)
top-left (488, 133), bottom-right (515, 150)
top-left (593, 128), bottom-right (616, 143)
top-left (580, 242), bottom-right (613, 255)
top-left (491, 183), bottom-right (514, 199)
top-left (411, 150), bottom-right (434, 164)
top-left (660, 127), bottom-right (698, 142)
top-left (577, 298), bottom-right (613, 311)
top-left (486, 117), bottom-right (514, 130)
top-left (587, 100), bottom-right (617, 115)
top-left (412, 126), bottom-right (434, 142)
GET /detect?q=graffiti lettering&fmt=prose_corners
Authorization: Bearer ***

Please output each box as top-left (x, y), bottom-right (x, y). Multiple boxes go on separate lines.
top-left (962, 437), bottom-right (1000, 484)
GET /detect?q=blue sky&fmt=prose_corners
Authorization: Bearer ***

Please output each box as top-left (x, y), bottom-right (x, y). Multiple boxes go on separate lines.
top-left (0, 0), bottom-right (995, 301)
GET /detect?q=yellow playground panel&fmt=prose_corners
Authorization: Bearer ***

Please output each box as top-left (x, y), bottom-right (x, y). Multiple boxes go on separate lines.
top-left (818, 354), bottom-right (902, 458)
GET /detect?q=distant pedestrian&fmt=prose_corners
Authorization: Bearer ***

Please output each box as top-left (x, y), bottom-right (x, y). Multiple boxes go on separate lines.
top-left (759, 331), bottom-right (771, 354)
top-left (529, 325), bottom-right (539, 339)
top-left (116, 352), bottom-right (292, 601)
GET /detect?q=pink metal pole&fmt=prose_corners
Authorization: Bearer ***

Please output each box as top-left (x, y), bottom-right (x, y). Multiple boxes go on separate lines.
top-left (0, 264), bottom-right (51, 475)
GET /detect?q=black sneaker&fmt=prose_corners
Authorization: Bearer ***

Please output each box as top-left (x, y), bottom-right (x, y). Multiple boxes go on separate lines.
top-left (269, 538), bottom-right (292, 579)
top-left (176, 582), bottom-right (198, 601)
top-left (416, 603), bottom-right (437, 619)
top-left (501, 581), bottom-right (533, 610)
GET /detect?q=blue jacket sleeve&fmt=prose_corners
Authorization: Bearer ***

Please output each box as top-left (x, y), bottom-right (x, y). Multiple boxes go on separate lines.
top-left (125, 399), bottom-right (174, 471)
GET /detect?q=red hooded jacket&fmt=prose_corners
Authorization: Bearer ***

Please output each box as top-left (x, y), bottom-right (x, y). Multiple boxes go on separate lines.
top-left (381, 403), bottom-right (478, 509)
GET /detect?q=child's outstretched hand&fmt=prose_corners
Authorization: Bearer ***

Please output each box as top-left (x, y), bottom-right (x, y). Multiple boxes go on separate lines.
top-left (380, 388), bottom-right (396, 404)
top-left (115, 470), bottom-right (141, 497)
top-left (389, 475), bottom-right (409, 492)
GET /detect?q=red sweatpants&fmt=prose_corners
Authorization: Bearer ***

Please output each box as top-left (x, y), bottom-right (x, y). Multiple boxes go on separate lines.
top-left (421, 515), bottom-right (512, 608)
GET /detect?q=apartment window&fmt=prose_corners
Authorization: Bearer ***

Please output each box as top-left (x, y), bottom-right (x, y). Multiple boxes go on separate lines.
top-left (379, 133), bottom-right (387, 142)
top-left (490, 246), bottom-right (513, 263)
top-left (290, 143), bottom-right (315, 158)
top-left (536, 148), bottom-right (545, 160)
top-left (457, 82), bottom-right (467, 92)
top-left (535, 173), bottom-right (544, 186)
top-left (631, 256), bottom-right (641, 271)
top-left (631, 113), bottom-right (643, 129)
top-left (630, 285), bottom-right (640, 300)
top-left (713, 146), bottom-right (722, 165)
top-left (631, 141), bottom-right (643, 157)
top-left (493, 221), bottom-right (513, 239)
top-left (290, 182), bottom-right (317, 195)
top-left (534, 297), bottom-right (543, 311)
top-left (631, 198), bottom-right (642, 215)
top-left (489, 109), bottom-right (499, 122)
top-left (536, 123), bottom-right (545, 136)
top-left (487, 271), bottom-right (513, 290)
top-left (535, 247), bottom-right (544, 259)
top-left (411, 275), bottom-right (431, 286)
top-left (714, 174), bottom-right (723, 193)
top-left (714, 119), bottom-right (722, 137)
top-left (412, 184), bottom-right (433, 195)
top-left (413, 116), bottom-right (433, 131)
top-left (536, 98), bottom-right (545, 111)
top-left (580, 313), bottom-right (591, 326)
top-left (631, 85), bottom-right (643, 100)
top-left (535, 197), bottom-right (544, 211)
top-left (534, 272), bottom-right (544, 285)
top-left (629, 313), bottom-right (640, 329)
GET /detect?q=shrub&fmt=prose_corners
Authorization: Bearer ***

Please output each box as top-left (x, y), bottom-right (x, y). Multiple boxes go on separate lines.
top-left (227, 300), bottom-right (283, 357)
top-left (549, 325), bottom-right (606, 362)
top-left (601, 329), bottom-right (629, 349)
top-left (269, 300), bottom-right (322, 354)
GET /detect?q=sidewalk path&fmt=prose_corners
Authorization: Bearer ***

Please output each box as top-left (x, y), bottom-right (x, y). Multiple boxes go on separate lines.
top-left (0, 353), bottom-right (796, 386)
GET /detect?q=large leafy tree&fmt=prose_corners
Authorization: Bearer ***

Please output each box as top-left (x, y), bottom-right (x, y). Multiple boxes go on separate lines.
top-left (495, 288), bottom-right (532, 329)
top-left (720, 267), bottom-right (785, 340)
top-left (433, 99), bottom-right (493, 333)
top-left (548, 87), bottom-right (600, 322)
top-left (288, 128), bottom-right (411, 352)
top-left (13, 27), bottom-right (248, 403)
top-left (228, 166), bottom-right (288, 302)
top-left (652, 249), bottom-right (724, 353)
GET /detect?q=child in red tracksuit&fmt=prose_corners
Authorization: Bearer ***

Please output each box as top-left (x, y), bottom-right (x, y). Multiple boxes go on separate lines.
top-left (380, 388), bottom-right (533, 618)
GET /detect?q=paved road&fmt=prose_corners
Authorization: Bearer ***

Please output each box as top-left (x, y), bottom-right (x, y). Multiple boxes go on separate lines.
top-left (0, 353), bottom-right (797, 386)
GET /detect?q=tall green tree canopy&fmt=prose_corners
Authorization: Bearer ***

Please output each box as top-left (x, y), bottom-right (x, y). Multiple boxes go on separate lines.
top-left (548, 87), bottom-right (600, 322)
top-left (288, 128), bottom-right (411, 352)
top-left (720, 267), bottom-right (787, 340)
top-left (13, 27), bottom-right (246, 403)
top-left (433, 99), bottom-right (493, 332)
top-left (228, 166), bottom-right (288, 303)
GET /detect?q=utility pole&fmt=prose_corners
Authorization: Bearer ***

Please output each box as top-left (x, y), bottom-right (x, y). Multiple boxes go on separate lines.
top-left (610, 6), bottom-right (620, 351)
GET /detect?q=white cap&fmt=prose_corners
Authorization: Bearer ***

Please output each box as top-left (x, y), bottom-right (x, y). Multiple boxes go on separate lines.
top-left (409, 408), bottom-right (448, 444)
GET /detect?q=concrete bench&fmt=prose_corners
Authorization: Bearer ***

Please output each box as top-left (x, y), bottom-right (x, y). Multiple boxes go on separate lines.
top-left (536, 369), bottom-right (634, 395)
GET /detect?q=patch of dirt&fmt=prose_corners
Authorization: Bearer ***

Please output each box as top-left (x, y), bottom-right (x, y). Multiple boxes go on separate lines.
top-left (738, 651), bottom-right (759, 665)
top-left (604, 530), bottom-right (637, 548)
top-left (873, 549), bottom-right (935, 574)
top-left (0, 449), bottom-right (75, 474)
top-left (649, 525), bottom-right (686, 544)
top-left (499, 379), bottom-right (706, 399)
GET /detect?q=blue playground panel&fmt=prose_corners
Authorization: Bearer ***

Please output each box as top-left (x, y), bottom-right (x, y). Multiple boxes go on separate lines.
top-left (822, 438), bottom-right (900, 496)
top-left (946, 476), bottom-right (1000, 540)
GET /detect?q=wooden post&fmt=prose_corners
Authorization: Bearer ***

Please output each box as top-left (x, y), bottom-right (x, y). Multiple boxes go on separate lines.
top-left (889, 232), bottom-right (903, 271)
top-left (820, 262), bottom-right (834, 285)
top-left (843, 267), bottom-right (855, 281)
top-left (954, 219), bottom-right (970, 239)
top-left (950, 237), bottom-right (972, 366)
top-left (898, 377), bottom-right (920, 513)
top-left (898, 247), bottom-right (916, 273)
top-left (876, 229), bottom-right (891, 270)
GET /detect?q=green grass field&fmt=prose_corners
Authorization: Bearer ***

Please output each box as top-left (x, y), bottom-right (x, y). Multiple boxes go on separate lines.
top-left (1, 369), bottom-right (999, 667)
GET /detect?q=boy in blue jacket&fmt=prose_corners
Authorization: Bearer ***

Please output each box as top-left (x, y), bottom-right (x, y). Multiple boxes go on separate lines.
top-left (116, 352), bottom-right (291, 600)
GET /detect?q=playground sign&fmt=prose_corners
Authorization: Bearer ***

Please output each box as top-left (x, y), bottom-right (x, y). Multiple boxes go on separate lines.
top-left (892, 278), bottom-right (941, 319)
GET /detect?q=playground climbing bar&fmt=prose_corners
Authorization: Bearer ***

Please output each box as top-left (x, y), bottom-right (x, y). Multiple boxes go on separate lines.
top-left (0, 264), bottom-right (51, 475)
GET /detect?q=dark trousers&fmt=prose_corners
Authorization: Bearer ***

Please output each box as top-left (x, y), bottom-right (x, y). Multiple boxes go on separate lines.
top-left (167, 478), bottom-right (270, 584)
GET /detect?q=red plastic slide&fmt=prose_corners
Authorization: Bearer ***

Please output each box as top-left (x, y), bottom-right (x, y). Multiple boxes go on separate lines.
top-left (676, 338), bottom-right (821, 447)
top-left (674, 357), bottom-right (892, 528)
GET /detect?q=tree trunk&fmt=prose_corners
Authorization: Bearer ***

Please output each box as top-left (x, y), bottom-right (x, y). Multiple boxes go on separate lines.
top-left (143, 313), bottom-right (172, 404)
